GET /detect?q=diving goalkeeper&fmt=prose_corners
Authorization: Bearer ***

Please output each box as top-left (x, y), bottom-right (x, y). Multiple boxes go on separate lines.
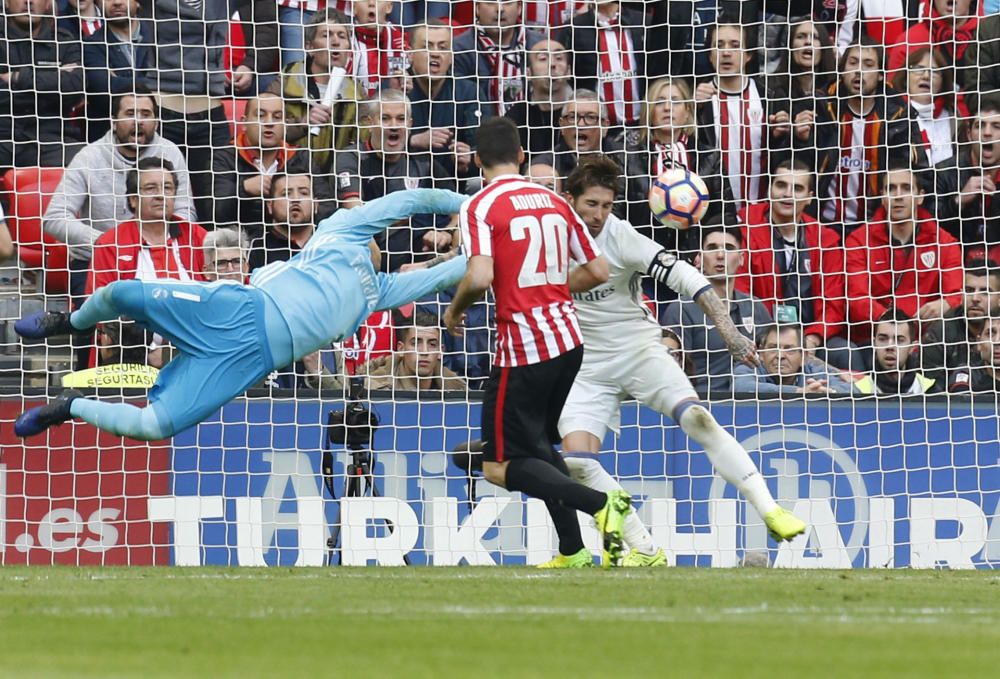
top-left (15, 189), bottom-right (468, 440)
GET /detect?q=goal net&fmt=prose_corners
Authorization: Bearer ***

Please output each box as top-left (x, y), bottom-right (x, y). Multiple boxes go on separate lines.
top-left (0, 0), bottom-right (998, 568)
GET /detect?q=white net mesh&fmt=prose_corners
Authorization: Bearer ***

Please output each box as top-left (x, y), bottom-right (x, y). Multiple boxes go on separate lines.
top-left (0, 0), bottom-right (998, 568)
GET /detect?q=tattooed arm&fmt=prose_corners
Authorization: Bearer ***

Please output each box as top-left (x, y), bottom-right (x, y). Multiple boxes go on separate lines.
top-left (644, 249), bottom-right (760, 369)
top-left (694, 288), bottom-right (761, 369)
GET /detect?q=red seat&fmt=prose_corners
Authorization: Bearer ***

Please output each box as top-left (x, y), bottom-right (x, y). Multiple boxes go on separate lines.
top-left (222, 98), bottom-right (248, 139)
top-left (2, 167), bottom-right (71, 294)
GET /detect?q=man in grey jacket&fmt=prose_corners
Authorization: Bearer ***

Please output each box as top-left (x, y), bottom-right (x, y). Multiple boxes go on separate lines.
top-left (733, 323), bottom-right (855, 396)
top-left (43, 89), bottom-right (194, 300)
top-left (660, 224), bottom-right (773, 394)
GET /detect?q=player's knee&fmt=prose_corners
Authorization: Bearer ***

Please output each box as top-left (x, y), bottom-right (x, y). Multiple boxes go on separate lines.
top-left (482, 461), bottom-right (507, 488)
top-left (563, 454), bottom-right (602, 484)
top-left (121, 408), bottom-right (170, 441)
top-left (677, 403), bottom-right (722, 441)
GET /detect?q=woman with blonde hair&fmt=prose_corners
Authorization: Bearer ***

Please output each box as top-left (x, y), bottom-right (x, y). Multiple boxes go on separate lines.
top-left (625, 76), bottom-right (734, 252)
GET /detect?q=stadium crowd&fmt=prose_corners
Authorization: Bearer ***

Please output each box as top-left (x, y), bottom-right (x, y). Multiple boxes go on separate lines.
top-left (2, 0), bottom-right (1000, 397)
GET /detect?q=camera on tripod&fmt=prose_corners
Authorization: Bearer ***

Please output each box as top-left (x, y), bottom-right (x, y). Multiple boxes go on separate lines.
top-left (322, 377), bottom-right (406, 564)
top-left (326, 378), bottom-right (380, 449)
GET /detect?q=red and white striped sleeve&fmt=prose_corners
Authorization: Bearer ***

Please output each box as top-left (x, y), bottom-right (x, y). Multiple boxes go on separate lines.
top-left (459, 191), bottom-right (494, 258)
top-left (562, 201), bottom-right (601, 264)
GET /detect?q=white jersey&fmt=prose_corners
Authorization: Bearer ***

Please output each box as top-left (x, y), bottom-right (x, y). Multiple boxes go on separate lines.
top-left (571, 214), bottom-right (709, 352)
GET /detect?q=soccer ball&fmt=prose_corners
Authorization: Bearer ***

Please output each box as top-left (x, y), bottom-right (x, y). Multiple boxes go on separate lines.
top-left (648, 167), bottom-right (710, 230)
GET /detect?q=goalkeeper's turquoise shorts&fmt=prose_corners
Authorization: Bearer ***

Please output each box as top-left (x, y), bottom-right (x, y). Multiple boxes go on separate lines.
top-left (103, 278), bottom-right (279, 436)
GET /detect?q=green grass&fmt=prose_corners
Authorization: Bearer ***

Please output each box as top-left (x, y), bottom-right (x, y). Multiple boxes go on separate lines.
top-left (1, 568), bottom-right (998, 678)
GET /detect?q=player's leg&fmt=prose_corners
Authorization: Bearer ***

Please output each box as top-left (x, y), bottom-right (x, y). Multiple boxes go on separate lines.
top-left (17, 281), bottom-right (280, 440)
top-left (14, 281), bottom-right (144, 339)
top-left (673, 400), bottom-right (805, 541)
top-left (480, 351), bottom-right (630, 566)
top-left (630, 344), bottom-right (805, 541)
top-left (373, 255), bottom-right (467, 313)
top-left (557, 360), bottom-right (664, 565)
top-left (542, 346), bottom-right (632, 567)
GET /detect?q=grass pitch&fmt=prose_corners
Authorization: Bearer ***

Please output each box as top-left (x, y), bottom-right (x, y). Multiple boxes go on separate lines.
top-left (1, 567), bottom-right (998, 678)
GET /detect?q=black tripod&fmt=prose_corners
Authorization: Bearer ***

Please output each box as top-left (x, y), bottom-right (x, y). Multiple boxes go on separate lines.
top-left (322, 380), bottom-right (409, 565)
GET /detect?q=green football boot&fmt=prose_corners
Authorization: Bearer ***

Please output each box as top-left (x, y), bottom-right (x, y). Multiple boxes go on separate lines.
top-left (764, 506), bottom-right (807, 542)
top-left (593, 490), bottom-right (632, 568)
top-left (537, 548), bottom-right (594, 569)
top-left (622, 547), bottom-right (668, 567)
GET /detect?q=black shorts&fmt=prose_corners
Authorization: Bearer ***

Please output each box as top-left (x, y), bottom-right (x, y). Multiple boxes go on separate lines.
top-left (481, 346), bottom-right (583, 463)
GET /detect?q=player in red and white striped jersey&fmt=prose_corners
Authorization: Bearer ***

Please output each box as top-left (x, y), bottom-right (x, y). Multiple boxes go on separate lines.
top-left (445, 117), bottom-right (632, 568)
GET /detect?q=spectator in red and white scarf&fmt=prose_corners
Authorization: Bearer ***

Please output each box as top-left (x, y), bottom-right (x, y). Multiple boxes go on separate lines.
top-left (350, 0), bottom-right (408, 97)
top-left (695, 22), bottom-right (792, 217)
top-left (558, 1), bottom-right (666, 127)
top-left (504, 38), bottom-right (574, 155)
top-left (58, 0), bottom-right (102, 38)
top-left (453, 0), bottom-right (545, 118)
top-left (887, 0), bottom-right (979, 85)
top-left (522, 0), bottom-right (588, 30)
top-left (892, 47), bottom-right (961, 166)
top-left (625, 76), bottom-right (734, 250)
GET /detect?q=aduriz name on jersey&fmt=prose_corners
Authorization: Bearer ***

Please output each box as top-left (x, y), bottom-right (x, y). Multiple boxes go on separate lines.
top-left (510, 193), bottom-right (555, 210)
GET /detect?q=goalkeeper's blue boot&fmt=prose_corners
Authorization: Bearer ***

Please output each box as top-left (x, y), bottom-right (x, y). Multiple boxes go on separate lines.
top-left (764, 507), bottom-right (807, 542)
top-left (537, 548), bottom-right (594, 569)
top-left (15, 311), bottom-right (88, 339)
top-left (593, 490), bottom-right (632, 568)
top-left (15, 390), bottom-right (82, 437)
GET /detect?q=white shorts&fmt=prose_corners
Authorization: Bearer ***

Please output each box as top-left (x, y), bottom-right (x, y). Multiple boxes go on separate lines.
top-left (558, 340), bottom-right (698, 442)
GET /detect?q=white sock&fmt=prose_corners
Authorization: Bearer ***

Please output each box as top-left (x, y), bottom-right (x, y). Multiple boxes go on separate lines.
top-left (564, 454), bottom-right (658, 555)
top-left (678, 406), bottom-right (778, 518)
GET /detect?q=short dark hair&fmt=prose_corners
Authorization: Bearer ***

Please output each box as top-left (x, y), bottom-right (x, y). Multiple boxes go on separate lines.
top-left (125, 157), bottom-right (177, 197)
top-left (977, 94), bottom-right (1000, 117)
top-left (756, 322), bottom-right (803, 348)
top-left (838, 35), bottom-right (884, 75)
top-left (564, 155), bottom-right (620, 199)
top-left (875, 307), bottom-right (917, 339)
top-left (304, 7), bottom-right (352, 45)
top-left (98, 320), bottom-right (150, 366)
top-left (112, 83), bottom-right (159, 120)
top-left (772, 157), bottom-right (815, 191)
top-left (396, 310), bottom-right (441, 344)
top-left (699, 222), bottom-right (744, 248)
top-left (966, 258), bottom-right (1000, 287)
top-left (880, 158), bottom-right (928, 193)
top-left (476, 117), bottom-right (522, 168)
top-left (270, 169), bottom-right (312, 198)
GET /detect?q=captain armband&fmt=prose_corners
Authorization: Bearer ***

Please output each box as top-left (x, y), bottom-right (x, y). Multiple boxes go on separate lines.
top-left (647, 250), bottom-right (678, 284)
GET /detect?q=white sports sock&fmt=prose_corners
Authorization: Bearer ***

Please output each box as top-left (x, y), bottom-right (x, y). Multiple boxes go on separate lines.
top-left (564, 454), bottom-right (657, 555)
top-left (678, 406), bottom-right (778, 518)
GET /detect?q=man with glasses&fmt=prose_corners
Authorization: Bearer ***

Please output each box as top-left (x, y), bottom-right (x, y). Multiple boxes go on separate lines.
top-left (732, 323), bottom-right (854, 395)
top-left (549, 90), bottom-right (624, 197)
top-left (202, 228), bottom-right (248, 283)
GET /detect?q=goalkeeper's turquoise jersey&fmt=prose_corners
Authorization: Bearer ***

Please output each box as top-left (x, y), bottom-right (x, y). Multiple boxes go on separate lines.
top-left (250, 188), bottom-right (468, 360)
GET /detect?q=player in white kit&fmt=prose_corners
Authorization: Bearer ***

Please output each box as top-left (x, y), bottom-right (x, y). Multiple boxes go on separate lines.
top-left (559, 156), bottom-right (807, 566)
